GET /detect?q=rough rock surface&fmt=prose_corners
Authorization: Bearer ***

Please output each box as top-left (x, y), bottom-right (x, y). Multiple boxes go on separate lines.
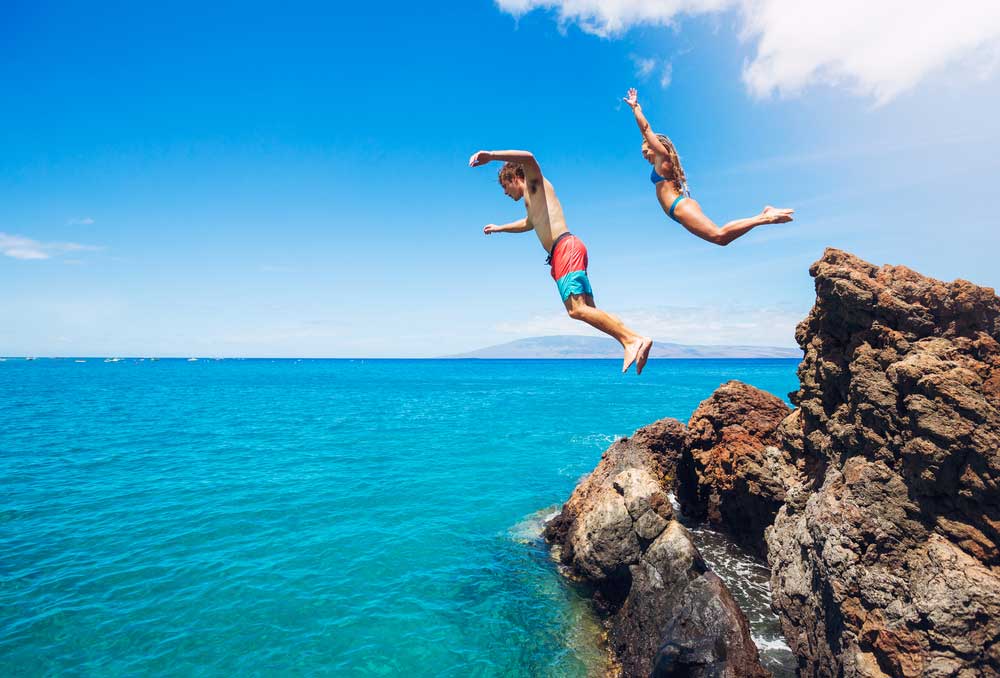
top-left (766, 248), bottom-right (1000, 677)
top-left (544, 426), bottom-right (769, 677)
top-left (681, 381), bottom-right (803, 556)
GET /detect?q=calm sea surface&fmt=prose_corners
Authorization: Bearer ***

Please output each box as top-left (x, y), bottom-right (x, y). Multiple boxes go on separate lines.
top-left (1, 358), bottom-right (799, 676)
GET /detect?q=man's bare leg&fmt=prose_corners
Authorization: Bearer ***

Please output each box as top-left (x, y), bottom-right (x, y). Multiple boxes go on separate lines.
top-left (564, 294), bottom-right (653, 374)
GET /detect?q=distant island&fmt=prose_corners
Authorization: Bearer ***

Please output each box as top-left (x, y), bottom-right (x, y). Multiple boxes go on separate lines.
top-left (445, 335), bottom-right (801, 359)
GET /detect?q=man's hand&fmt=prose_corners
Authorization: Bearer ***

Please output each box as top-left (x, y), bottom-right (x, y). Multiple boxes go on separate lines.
top-left (483, 224), bottom-right (498, 235)
top-left (623, 87), bottom-right (639, 110)
top-left (469, 150), bottom-right (493, 167)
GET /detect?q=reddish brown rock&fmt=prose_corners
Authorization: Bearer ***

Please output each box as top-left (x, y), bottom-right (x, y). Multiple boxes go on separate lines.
top-left (546, 248), bottom-right (999, 677)
top-left (766, 248), bottom-right (1000, 677)
top-left (681, 381), bottom-right (804, 556)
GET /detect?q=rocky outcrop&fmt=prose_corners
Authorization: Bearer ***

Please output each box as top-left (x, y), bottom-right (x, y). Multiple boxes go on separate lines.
top-left (544, 424), bottom-right (769, 677)
top-left (546, 248), bottom-right (998, 677)
top-left (681, 381), bottom-right (803, 556)
top-left (766, 249), bottom-right (1000, 677)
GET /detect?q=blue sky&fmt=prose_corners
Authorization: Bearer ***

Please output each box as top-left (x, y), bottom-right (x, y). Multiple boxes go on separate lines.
top-left (3, 1), bottom-right (999, 357)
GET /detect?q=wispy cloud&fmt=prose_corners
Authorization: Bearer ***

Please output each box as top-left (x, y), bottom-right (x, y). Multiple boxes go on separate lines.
top-left (0, 232), bottom-right (102, 261)
top-left (494, 304), bottom-right (804, 347)
top-left (630, 54), bottom-right (656, 79)
top-left (67, 217), bottom-right (95, 226)
top-left (495, 0), bottom-right (1000, 104)
top-left (630, 54), bottom-right (673, 89)
top-left (659, 61), bottom-right (673, 88)
top-left (719, 131), bottom-right (992, 176)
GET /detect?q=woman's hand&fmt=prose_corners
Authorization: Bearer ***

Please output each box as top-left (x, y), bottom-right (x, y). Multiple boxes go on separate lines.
top-left (623, 87), bottom-right (639, 110)
top-left (483, 224), bottom-right (498, 235)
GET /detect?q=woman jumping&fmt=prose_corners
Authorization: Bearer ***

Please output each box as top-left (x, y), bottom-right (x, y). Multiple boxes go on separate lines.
top-left (623, 88), bottom-right (794, 246)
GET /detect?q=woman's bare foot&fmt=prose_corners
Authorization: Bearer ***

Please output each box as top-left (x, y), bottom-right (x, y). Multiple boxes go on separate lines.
top-left (762, 205), bottom-right (794, 224)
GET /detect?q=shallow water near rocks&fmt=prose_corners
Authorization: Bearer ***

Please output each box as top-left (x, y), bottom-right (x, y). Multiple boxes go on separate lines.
top-left (2, 358), bottom-right (798, 676)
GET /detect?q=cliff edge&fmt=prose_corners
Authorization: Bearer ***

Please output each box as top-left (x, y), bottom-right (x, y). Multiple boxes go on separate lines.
top-left (545, 248), bottom-right (999, 677)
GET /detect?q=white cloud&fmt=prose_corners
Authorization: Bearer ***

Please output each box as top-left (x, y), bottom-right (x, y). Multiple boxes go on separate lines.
top-left (742, 1), bottom-right (1000, 103)
top-left (630, 54), bottom-right (656, 78)
top-left (68, 217), bottom-right (95, 226)
top-left (498, 0), bottom-right (731, 36)
top-left (494, 304), bottom-right (803, 346)
top-left (0, 232), bottom-right (102, 261)
top-left (495, 0), bottom-right (1000, 103)
top-left (659, 61), bottom-right (673, 88)
top-left (630, 54), bottom-right (673, 88)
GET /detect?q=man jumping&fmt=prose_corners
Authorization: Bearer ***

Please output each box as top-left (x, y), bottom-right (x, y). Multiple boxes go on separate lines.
top-left (469, 149), bottom-right (653, 374)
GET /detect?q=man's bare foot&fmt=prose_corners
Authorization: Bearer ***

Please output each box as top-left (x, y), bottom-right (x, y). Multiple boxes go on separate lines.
top-left (635, 338), bottom-right (653, 375)
top-left (623, 338), bottom-right (642, 373)
top-left (762, 205), bottom-right (795, 224)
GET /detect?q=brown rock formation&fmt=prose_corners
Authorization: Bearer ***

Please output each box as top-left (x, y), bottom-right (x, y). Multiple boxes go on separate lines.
top-left (544, 423), bottom-right (769, 678)
top-left (766, 248), bottom-right (1000, 677)
top-left (544, 248), bottom-right (998, 677)
top-left (681, 381), bottom-right (803, 556)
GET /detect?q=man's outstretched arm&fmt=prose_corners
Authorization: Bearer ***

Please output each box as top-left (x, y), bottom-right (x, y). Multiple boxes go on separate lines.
top-left (468, 150), bottom-right (542, 181)
top-left (483, 218), bottom-right (531, 235)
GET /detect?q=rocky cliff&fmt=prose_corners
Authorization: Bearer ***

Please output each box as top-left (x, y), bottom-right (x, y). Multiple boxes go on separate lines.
top-left (544, 248), bottom-right (999, 677)
top-left (767, 249), bottom-right (1000, 677)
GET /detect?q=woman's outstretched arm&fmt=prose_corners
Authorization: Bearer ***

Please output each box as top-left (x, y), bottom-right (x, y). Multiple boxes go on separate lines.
top-left (673, 199), bottom-right (794, 246)
top-left (623, 88), bottom-right (669, 156)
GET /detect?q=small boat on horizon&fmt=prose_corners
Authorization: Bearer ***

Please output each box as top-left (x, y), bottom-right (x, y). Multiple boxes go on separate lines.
top-left (75, 360), bottom-right (87, 363)
top-left (104, 357), bottom-right (123, 363)
top-left (187, 357), bottom-right (199, 362)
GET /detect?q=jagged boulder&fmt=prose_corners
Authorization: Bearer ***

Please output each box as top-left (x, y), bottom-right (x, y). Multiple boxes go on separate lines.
top-left (681, 381), bottom-right (802, 556)
top-left (767, 248), bottom-right (1000, 677)
top-left (544, 427), bottom-right (769, 677)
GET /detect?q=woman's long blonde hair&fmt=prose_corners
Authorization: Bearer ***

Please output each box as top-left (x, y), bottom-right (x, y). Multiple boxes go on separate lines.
top-left (654, 134), bottom-right (689, 196)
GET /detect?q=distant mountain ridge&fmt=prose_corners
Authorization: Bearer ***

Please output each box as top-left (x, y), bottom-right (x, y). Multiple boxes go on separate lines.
top-left (445, 335), bottom-right (801, 359)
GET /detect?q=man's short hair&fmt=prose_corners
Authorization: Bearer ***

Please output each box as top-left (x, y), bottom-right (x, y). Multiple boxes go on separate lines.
top-left (498, 162), bottom-right (524, 185)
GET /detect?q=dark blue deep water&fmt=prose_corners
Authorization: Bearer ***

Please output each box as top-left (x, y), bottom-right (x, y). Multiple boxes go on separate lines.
top-left (1, 358), bottom-right (799, 676)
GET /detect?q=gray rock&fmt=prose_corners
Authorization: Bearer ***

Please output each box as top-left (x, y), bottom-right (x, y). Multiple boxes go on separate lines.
top-left (767, 248), bottom-right (1000, 677)
top-left (545, 435), bottom-right (769, 677)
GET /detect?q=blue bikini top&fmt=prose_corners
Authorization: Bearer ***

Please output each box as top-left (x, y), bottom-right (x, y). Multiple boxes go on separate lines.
top-left (650, 169), bottom-right (686, 221)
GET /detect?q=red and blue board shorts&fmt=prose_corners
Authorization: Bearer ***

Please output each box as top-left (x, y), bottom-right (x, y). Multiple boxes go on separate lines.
top-left (547, 232), bottom-right (593, 301)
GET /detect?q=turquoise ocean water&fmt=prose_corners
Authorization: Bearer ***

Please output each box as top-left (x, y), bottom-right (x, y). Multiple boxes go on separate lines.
top-left (1, 358), bottom-right (799, 676)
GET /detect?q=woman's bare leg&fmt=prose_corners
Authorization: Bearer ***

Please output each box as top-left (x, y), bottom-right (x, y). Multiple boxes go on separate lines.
top-left (675, 200), bottom-right (794, 246)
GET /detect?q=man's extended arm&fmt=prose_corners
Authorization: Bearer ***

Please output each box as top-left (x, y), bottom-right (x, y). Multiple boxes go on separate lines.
top-left (623, 88), bottom-right (669, 157)
top-left (484, 218), bottom-right (531, 235)
top-left (468, 149), bottom-right (542, 181)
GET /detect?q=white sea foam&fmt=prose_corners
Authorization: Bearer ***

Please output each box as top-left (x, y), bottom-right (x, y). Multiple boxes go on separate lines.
top-left (753, 636), bottom-right (792, 652)
top-left (508, 505), bottom-right (562, 543)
